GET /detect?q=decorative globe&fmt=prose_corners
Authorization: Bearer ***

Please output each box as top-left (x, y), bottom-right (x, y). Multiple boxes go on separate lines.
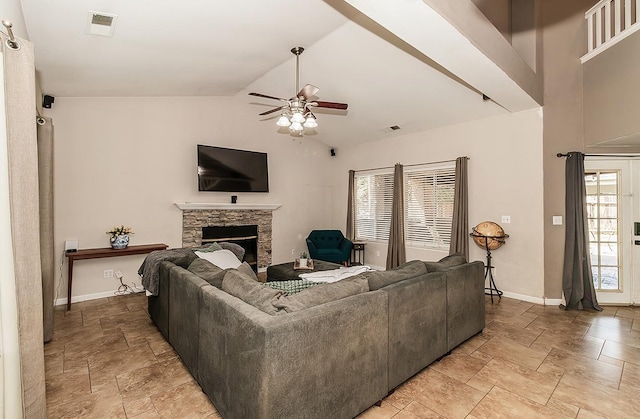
top-left (471, 221), bottom-right (507, 250)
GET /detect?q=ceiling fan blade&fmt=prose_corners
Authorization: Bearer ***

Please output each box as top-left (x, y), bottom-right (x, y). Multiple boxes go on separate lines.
top-left (259, 106), bottom-right (287, 116)
top-left (249, 92), bottom-right (288, 102)
top-left (312, 101), bottom-right (349, 110)
top-left (297, 84), bottom-right (319, 100)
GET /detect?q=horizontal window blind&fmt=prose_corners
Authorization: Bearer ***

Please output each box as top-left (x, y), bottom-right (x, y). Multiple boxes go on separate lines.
top-left (405, 164), bottom-right (455, 248)
top-left (354, 163), bottom-right (456, 249)
top-left (354, 170), bottom-right (393, 241)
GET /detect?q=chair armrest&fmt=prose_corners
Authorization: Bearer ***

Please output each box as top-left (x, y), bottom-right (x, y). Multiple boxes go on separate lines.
top-left (306, 238), bottom-right (318, 259)
top-left (339, 238), bottom-right (354, 254)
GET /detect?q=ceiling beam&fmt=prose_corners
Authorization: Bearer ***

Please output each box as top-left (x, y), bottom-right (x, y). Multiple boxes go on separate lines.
top-left (342, 0), bottom-right (542, 112)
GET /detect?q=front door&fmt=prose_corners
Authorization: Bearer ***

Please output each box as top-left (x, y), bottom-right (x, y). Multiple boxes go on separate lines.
top-left (584, 159), bottom-right (636, 305)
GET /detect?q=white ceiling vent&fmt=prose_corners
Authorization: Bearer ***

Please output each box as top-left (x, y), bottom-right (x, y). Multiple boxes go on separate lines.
top-left (86, 11), bottom-right (118, 37)
top-left (380, 125), bottom-right (401, 133)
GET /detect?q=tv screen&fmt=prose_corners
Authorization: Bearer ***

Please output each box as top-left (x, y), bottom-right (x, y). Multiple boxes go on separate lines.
top-left (197, 145), bottom-right (269, 192)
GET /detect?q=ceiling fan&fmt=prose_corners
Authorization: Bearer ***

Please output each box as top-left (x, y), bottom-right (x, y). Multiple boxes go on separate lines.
top-left (249, 47), bottom-right (348, 135)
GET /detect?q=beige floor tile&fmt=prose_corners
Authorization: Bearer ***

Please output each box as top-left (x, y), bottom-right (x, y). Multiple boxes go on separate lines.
top-left (356, 400), bottom-right (400, 419)
top-left (384, 389), bottom-right (413, 411)
top-left (576, 408), bottom-right (608, 418)
top-left (64, 332), bottom-right (129, 371)
top-left (150, 380), bottom-right (216, 419)
top-left (45, 351), bottom-right (64, 377)
top-left (123, 396), bottom-right (156, 417)
top-left (116, 357), bottom-right (194, 402)
top-left (575, 313), bottom-right (633, 331)
top-left (552, 373), bottom-right (640, 418)
top-left (586, 324), bottom-right (640, 349)
top-left (601, 339), bottom-right (640, 366)
top-left (393, 401), bottom-right (444, 418)
top-left (470, 386), bottom-right (572, 418)
top-left (473, 358), bottom-right (560, 405)
top-left (430, 352), bottom-right (488, 383)
top-left (88, 341), bottom-right (158, 393)
top-left (537, 347), bottom-right (623, 389)
top-left (613, 307), bottom-right (640, 320)
top-left (397, 368), bottom-right (485, 419)
top-left (45, 366), bottom-right (91, 405)
top-left (620, 361), bottom-right (640, 392)
top-left (482, 320), bottom-right (544, 346)
top-left (530, 329), bottom-right (604, 360)
top-left (46, 390), bottom-right (126, 419)
top-left (546, 397), bottom-right (580, 417)
top-left (476, 335), bottom-right (550, 369)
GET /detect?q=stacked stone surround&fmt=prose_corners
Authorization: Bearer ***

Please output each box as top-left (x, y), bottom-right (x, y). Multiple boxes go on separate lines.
top-left (182, 209), bottom-right (273, 269)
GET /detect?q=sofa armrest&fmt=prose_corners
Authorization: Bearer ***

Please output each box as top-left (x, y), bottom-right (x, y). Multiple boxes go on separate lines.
top-left (446, 261), bottom-right (485, 350)
top-left (198, 287), bottom-right (388, 419)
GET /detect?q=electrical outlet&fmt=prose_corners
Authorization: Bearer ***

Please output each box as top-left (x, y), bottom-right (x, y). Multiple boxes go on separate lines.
top-left (291, 249), bottom-right (295, 255)
top-left (104, 269), bottom-right (114, 278)
top-left (114, 269), bottom-right (123, 279)
top-left (501, 215), bottom-right (511, 224)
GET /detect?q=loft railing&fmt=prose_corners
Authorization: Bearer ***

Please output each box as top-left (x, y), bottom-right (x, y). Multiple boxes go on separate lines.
top-left (583, 0), bottom-right (640, 61)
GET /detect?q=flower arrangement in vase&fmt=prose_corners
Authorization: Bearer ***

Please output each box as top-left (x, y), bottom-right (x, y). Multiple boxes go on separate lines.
top-left (106, 225), bottom-right (134, 249)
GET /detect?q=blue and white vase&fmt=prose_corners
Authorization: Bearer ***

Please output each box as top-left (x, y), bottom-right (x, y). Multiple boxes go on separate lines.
top-left (111, 234), bottom-right (129, 249)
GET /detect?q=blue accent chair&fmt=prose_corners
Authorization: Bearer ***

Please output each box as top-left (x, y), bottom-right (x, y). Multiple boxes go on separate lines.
top-left (306, 230), bottom-right (354, 265)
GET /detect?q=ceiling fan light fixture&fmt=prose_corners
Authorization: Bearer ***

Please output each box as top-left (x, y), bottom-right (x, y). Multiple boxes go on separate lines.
top-left (291, 111), bottom-right (305, 124)
top-left (276, 114), bottom-right (291, 127)
top-left (303, 114), bottom-right (318, 129)
top-left (289, 121), bottom-right (304, 132)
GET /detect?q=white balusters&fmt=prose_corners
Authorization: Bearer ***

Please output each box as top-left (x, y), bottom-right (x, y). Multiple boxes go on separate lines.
top-left (583, 0), bottom-right (640, 60)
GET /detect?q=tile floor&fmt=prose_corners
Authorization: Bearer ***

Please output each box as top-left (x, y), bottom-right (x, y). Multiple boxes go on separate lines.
top-left (45, 293), bottom-right (640, 418)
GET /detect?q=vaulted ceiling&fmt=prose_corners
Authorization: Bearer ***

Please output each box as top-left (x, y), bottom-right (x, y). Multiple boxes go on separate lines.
top-left (18, 0), bottom-right (541, 146)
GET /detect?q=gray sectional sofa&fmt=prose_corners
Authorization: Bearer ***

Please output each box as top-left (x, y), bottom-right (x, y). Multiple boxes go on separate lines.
top-left (147, 254), bottom-right (485, 419)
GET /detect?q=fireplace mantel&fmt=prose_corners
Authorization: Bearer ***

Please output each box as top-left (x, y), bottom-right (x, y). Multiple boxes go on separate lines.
top-left (175, 203), bottom-right (281, 211)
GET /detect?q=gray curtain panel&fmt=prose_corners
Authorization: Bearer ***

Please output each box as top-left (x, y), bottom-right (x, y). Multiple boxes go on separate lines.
top-left (449, 156), bottom-right (469, 260)
top-left (38, 117), bottom-right (55, 343)
top-left (2, 33), bottom-right (47, 416)
top-left (562, 152), bottom-right (602, 311)
top-left (386, 164), bottom-right (406, 269)
top-left (346, 170), bottom-right (355, 240)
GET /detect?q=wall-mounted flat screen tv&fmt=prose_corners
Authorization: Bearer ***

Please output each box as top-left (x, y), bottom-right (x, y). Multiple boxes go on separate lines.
top-left (197, 144), bottom-right (269, 192)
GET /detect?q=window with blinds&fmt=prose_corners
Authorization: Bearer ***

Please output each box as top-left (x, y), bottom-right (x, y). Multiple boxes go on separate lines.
top-left (354, 163), bottom-right (455, 249)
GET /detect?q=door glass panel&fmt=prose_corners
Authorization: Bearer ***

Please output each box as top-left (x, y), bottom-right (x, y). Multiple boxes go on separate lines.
top-left (586, 170), bottom-right (621, 292)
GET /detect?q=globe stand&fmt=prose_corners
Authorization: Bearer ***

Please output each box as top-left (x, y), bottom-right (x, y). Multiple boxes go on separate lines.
top-left (471, 230), bottom-right (508, 304)
top-left (480, 236), bottom-right (503, 304)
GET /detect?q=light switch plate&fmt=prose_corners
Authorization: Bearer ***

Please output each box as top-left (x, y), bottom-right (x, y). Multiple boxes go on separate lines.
top-left (553, 216), bottom-right (563, 225)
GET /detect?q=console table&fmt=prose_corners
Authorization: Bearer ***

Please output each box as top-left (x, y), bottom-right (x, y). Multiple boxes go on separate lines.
top-left (65, 243), bottom-right (167, 311)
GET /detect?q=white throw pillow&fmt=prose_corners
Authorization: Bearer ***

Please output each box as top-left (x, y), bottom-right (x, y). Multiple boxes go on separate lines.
top-left (195, 249), bottom-right (242, 269)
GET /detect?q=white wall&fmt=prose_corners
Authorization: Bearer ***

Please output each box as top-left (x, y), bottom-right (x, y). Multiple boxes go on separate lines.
top-left (49, 96), bottom-right (334, 303)
top-left (331, 108), bottom-right (546, 301)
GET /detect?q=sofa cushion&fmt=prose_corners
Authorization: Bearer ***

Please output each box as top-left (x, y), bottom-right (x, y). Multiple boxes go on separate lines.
top-left (365, 260), bottom-right (428, 291)
top-left (237, 261), bottom-right (259, 282)
top-left (221, 269), bottom-right (285, 315)
top-left (195, 249), bottom-right (242, 269)
top-left (187, 258), bottom-right (226, 288)
top-left (272, 274), bottom-right (369, 313)
top-left (424, 253), bottom-right (467, 272)
top-left (195, 242), bottom-right (223, 252)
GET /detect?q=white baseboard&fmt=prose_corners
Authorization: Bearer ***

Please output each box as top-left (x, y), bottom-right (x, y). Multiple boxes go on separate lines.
top-left (499, 290), bottom-right (562, 306)
top-left (54, 289), bottom-right (129, 307)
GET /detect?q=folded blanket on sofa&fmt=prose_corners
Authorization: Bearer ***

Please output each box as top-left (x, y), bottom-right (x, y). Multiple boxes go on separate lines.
top-left (138, 248), bottom-right (197, 296)
top-left (299, 265), bottom-right (371, 283)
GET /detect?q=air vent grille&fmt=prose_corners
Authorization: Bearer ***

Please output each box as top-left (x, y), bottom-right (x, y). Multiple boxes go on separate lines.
top-left (87, 11), bottom-right (118, 37)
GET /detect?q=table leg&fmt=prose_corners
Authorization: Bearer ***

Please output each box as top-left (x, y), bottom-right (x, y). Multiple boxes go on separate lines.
top-left (67, 258), bottom-right (73, 311)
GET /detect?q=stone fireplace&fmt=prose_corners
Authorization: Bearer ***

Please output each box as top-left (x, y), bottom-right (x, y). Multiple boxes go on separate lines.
top-left (176, 203), bottom-right (280, 271)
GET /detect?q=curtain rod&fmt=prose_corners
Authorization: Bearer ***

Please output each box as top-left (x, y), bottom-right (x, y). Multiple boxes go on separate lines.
top-left (354, 156), bottom-right (469, 173)
top-left (1, 20), bottom-right (20, 50)
top-left (557, 152), bottom-right (640, 158)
